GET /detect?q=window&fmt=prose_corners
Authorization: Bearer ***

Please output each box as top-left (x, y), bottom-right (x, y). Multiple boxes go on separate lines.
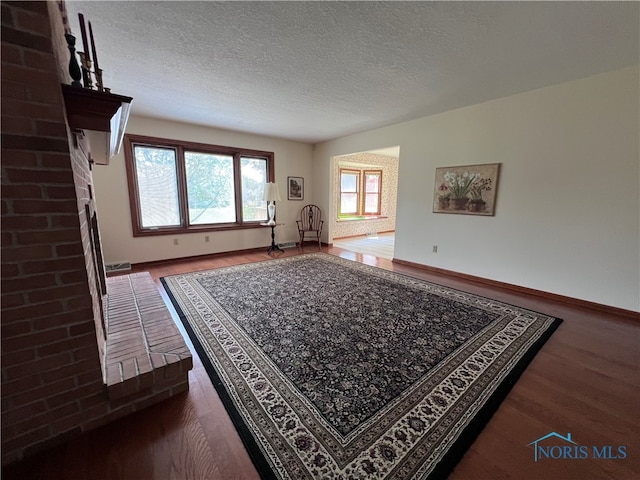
top-left (124, 134), bottom-right (274, 236)
top-left (364, 171), bottom-right (381, 214)
top-left (340, 169), bottom-right (359, 215)
top-left (339, 168), bottom-right (382, 216)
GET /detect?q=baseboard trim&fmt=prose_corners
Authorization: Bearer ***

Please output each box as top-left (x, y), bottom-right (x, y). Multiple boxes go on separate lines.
top-left (120, 246), bottom-right (271, 274)
top-left (392, 258), bottom-right (639, 321)
top-left (124, 244), bottom-right (332, 273)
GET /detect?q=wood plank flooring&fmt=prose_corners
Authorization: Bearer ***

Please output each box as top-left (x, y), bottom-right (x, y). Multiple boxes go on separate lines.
top-left (3, 246), bottom-right (639, 480)
top-left (332, 232), bottom-right (395, 259)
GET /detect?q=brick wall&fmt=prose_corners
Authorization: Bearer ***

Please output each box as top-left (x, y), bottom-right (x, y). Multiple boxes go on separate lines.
top-left (2, 1), bottom-right (192, 465)
top-left (46, 0), bottom-right (108, 359)
top-left (1, 0), bottom-right (106, 464)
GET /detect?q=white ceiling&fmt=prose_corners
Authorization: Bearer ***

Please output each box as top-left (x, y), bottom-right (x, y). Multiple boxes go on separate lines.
top-left (64, 1), bottom-right (639, 144)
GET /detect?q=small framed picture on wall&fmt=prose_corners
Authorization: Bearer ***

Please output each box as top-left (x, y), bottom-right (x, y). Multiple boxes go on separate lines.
top-left (287, 176), bottom-right (304, 200)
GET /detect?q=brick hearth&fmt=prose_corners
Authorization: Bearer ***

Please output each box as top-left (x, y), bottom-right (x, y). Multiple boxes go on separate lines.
top-left (105, 273), bottom-right (192, 402)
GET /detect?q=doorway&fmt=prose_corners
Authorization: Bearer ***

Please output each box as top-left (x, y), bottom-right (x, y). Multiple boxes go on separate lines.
top-left (329, 146), bottom-right (399, 259)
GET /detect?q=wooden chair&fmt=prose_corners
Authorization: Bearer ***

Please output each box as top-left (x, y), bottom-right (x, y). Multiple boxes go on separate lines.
top-left (296, 205), bottom-right (324, 250)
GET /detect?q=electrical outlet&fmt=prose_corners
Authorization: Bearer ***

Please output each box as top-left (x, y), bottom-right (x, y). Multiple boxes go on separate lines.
top-left (205, 235), bottom-right (210, 243)
top-left (432, 245), bottom-right (438, 253)
top-left (173, 238), bottom-right (179, 246)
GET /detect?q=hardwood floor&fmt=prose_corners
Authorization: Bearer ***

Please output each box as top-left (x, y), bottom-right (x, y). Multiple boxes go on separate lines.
top-left (4, 246), bottom-right (639, 480)
top-left (332, 232), bottom-right (395, 259)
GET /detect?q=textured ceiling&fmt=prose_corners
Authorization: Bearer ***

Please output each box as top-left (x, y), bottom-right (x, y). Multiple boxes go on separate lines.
top-left (64, 1), bottom-right (639, 144)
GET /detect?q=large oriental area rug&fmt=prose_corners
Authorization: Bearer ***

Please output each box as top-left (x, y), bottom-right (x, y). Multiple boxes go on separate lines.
top-left (161, 253), bottom-right (561, 479)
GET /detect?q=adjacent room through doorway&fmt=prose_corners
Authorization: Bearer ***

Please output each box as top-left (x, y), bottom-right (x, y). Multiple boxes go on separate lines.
top-left (329, 146), bottom-right (399, 259)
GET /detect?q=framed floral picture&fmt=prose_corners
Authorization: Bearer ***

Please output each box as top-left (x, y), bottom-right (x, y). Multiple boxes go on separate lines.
top-left (433, 163), bottom-right (500, 216)
top-left (287, 176), bottom-right (304, 200)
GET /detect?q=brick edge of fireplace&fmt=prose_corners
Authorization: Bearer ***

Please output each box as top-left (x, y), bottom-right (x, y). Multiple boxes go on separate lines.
top-left (105, 272), bottom-right (193, 403)
top-left (0, 1), bottom-right (193, 465)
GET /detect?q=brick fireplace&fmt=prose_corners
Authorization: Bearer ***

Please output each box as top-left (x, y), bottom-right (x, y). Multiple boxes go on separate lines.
top-left (1, 1), bottom-right (191, 465)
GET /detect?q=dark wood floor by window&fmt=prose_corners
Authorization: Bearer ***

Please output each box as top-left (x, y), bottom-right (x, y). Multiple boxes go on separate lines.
top-left (3, 246), bottom-right (639, 480)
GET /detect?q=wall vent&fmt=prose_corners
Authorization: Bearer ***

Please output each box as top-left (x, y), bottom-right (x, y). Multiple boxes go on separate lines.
top-left (278, 242), bottom-right (298, 249)
top-left (105, 262), bottom-right (131, 273)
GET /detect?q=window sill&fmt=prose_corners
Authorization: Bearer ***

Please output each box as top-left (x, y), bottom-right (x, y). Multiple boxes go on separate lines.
top-left (337, 216), bottom-right (388, 222)
top-left (132, 222), bottom-right (267, 237)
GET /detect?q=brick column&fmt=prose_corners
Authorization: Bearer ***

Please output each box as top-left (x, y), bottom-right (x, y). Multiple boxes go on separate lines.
top-left (1, 0), bottom-right (106, 464)
top-left (2, 1), bottom-right (193, 465)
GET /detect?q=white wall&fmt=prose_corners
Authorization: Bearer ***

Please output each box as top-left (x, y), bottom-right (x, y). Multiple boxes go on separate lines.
top-left (92, 116), bottom-right (313, 264)
top-left (313, 66), bottom-right (640, 311)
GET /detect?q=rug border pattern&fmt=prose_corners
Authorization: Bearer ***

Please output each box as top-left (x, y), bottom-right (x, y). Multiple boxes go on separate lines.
top-left (161, 253), bottom-right (562, 479)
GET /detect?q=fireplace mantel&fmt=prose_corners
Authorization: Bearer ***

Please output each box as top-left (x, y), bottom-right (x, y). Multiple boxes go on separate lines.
top-left (61, 84), bottom-right (132, 165)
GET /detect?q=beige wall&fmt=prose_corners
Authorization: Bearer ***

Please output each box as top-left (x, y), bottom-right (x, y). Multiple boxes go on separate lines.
top-left (92, 116), bottom-right (314, 264)
top-left (313, 66), bottom-right (640, 312)
top-left (94, 67), bottom-right (639, 311)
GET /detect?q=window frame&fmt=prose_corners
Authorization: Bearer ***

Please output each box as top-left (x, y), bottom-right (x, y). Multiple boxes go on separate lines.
top-left (124, 134), bottom-right (274, 237)
top-left (338, 167), bottom-right (383, 217)
top-left (363, 170), bottom-right (382, 215)
top-left (339, 168), bottom-right (360, 216)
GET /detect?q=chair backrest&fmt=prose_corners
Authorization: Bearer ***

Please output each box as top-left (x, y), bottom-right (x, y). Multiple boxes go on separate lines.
top-left (299, 205), bottom-right (323, 231)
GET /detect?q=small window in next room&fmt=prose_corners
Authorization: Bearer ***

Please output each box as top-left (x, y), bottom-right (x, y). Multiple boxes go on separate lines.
top-left (339, 168), bottom-right (382, 217)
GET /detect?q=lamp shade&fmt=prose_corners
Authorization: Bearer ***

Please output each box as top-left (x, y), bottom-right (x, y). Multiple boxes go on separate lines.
top-left (263, 182), bottom-right (282, 202)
